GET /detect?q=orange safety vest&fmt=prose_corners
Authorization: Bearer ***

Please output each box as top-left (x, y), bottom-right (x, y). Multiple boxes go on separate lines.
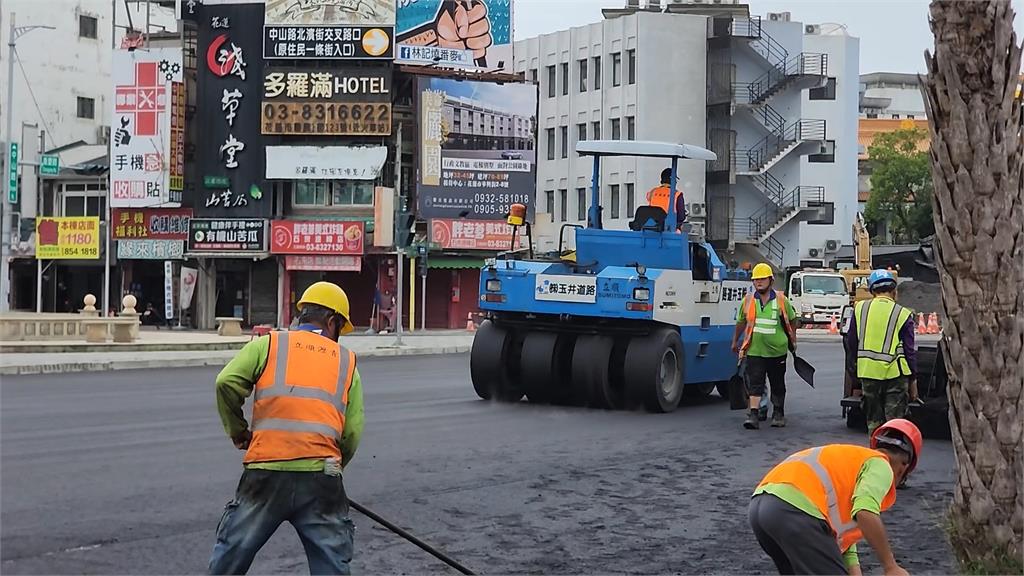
top-left (739, 291), bottom-right (795, 354)
top-left (243, 330), bottom-right (357, 465)
top-left (646, 185), bottom-right (682, 213)
top-left (756, 445), bottom-right (898, 552)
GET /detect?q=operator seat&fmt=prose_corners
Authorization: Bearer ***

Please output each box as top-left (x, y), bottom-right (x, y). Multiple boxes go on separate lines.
top-left (629, 206), bottom-right (667, 232)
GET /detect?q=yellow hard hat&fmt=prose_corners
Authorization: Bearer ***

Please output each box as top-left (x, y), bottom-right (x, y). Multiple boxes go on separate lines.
top-left (751, 263), bottom-right (774, 280)
top-left (297, 281), bottom-right (354, 335)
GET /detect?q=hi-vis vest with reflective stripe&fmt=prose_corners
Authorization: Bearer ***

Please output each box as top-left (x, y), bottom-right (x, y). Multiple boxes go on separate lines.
top-left (243, 330), bottom-right (356, 465)
top-left (646, 185), bottom-right (681, 213)
top-left (853, 296), bottom-right (912, 380)
top-left (757, 445), bottom-right (897, 552)
top-left (740, 292), bottom-right (794, 353)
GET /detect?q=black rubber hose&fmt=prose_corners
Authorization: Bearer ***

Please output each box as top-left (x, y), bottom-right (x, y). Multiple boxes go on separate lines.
top-left (349, 499), bottom-right (476, 575)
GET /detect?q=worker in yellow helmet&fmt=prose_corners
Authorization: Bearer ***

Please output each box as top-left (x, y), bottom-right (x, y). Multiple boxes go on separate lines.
top-left (209, 281), bottom-right (364, 574)
top-left (732, 263), bottom-right (798, 429)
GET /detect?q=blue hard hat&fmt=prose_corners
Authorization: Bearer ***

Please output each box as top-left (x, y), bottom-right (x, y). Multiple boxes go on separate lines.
top-left (868, 269), bottom-right (896, 289)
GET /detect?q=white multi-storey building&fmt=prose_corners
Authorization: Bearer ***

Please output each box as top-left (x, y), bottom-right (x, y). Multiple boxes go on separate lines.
top-left (515, 1), bottom-right (860, 269)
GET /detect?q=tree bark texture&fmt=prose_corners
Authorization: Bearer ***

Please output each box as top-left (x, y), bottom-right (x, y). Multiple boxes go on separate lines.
top-left (920, 0), bottom-right (1023, 569)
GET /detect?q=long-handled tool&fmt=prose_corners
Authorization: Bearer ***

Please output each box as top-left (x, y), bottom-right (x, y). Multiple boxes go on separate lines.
top-left (789, 344), bottom-right (815, 387)
top-left (350, 499), bottom-right (476, 575)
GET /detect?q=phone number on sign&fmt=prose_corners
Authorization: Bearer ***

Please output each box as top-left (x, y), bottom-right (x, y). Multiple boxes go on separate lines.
top-left (262, 102), bottom-right (391, 135)
top-left (472, 193), bottom-right (532, 215)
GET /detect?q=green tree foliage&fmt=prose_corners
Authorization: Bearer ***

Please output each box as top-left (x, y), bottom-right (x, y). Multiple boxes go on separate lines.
top-left (864, 127), bottom-right (934, 242)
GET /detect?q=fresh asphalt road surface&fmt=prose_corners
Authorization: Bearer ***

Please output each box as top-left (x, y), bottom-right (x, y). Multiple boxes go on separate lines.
top-left (1, 344), bottom-right (956, 575)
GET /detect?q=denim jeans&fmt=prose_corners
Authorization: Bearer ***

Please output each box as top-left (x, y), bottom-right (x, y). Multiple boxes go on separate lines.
top-left (208, 469), bottom-right (354, 575)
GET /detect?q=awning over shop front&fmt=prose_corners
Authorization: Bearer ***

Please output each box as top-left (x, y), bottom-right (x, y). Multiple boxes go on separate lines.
top-left (427, 256), bottom-right (484, 270)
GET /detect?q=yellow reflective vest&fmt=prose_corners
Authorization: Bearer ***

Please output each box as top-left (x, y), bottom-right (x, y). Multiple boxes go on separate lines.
top-left (853, 296), bottom-right (913, 380)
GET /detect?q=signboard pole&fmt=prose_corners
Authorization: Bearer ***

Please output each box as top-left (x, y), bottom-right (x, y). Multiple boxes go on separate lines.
top-left (35, 258), bottom-right (42, 313)
top-left (421, 275), bottom-right (426, 331)
top-left (103, 175), bottom-right (111, 317)
top-left (393, 122), bottom-right (404, 345)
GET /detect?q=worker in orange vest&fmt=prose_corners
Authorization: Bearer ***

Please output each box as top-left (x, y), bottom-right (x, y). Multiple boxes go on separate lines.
top-left (209, 281), bottom-right (364, 575)
top-left (646, 167), bottom-right (687, 229)
top-left (749, 419), bottom-right (922, 575)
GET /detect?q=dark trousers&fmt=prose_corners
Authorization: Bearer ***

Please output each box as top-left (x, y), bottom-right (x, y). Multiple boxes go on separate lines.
top-left (861, 376), bottom-right (909, 436)
top-left (748, 494), bottom-right (847, 574)
top-left (746, 355), bottom-right (788, 408)
top-left (208, 469), bottom-right (354, 575)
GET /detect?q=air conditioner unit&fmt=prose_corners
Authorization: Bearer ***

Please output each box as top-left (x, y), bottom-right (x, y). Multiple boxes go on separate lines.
top-left (687, 221), bottom-right (706, 239)
top-left (805, 24), bottom-right (821, 35)
top-left (97, 125), bottom-right (111, 145)
top-left (768, 12), bottom-right (790, 22)
top-left (689, 202), bottom-right (706, 217)
top-left (808, 247), bottom-right (821, 258)
top-left (825, 239), bottom-right (840, 253)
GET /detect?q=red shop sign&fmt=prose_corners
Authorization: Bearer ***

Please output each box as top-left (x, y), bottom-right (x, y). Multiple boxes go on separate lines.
top-left (270, 220), bottom-right (365, 255)
top-left (111, 208), bottom-right (192, 240)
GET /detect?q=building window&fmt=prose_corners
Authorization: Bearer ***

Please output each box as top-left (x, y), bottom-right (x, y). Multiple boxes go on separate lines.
top-left (547, 65), bottom-right (556, 98)
top-left (293, 181), bottom-right (330, 205)
top-left (578, 59), bottom-right (588, 92)
top-left (610, 184), bottom-right (621, 219)
top-left (577, 188), bottom-right (586, 220)
top-left (866, 112), bottom-right (879, 119)
top-left (546, 128), bottom-right (555, 160)
top-left (612, 52), bottom-right (621, 87)
top-left (77, 96), bottom-right (95, 119)
top-left (292, 181), bottom-right (372, 206)
top-left (627, 49), bottom-right (636, 85)
top-left (577, 122), bottom-right (587, 142)
top-left (907, 114), bottom-right (915, 119)
top-left (592, 56), bottom-right (601, 90)
top-left (808, 140), bottom-right (836, 163)
top-left (626, 116), bottom-right (635, 140)
top-left (561, 62), bottom-right (569, 96)
top-left (626, 183), bottom-right (635, 216)
top-left (892, 114), bottom-right (900, 119)
top-left (61, 182), bottom-right (107, 217)
top-left (611, 118), bottom-right (621, 140)
top-left (559, 189), bottom-right (568, 222)
top-left (529, 69), bottom-right (537, 83)
top-left (809, 77), bottom-right (837, 100)
top-left (546, 190), bottom-right (555, 215)
top-left (560, 126), bottom-right (568, 158)
top-left (808, 202), bottom-right (835, 225)
top-left (79, 15), bottom-right (98, 39)
top-left (592, 120), bottom-right (601, 140)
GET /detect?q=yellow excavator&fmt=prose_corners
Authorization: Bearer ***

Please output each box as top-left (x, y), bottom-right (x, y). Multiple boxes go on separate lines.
top-left (838, 212), bottom-right (896, 305)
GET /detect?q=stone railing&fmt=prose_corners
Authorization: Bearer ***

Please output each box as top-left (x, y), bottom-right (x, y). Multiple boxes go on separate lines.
top-left (0, 294), bottom-right (140, 343)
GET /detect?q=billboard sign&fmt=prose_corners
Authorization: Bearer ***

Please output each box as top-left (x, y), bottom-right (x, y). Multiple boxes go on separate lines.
top-left (261, 67), bottom-right (392, 135)
top-left (417, 76), bottom-right (536, 220)
top-left (197, 3), bottom-right (268, 217)
top-left (430, 218), bottom-right (521, 251)
top-left (270, 220), bottom-right (365, 255)
top-left (263, 0), bottom-right (395, 60)
top-left (35, 217), bottom-right (101, 259)
top-left (187, 218), bottom-right (268, 253)
top-left (117, 239), bottom-right (185, 260)
top-left (265, 146), bottom-right (387, 180)
top-left (112, 208), bottom-right (192, 240)
top-left (397, 0), bottom-right (512, 72)
top-left (111, 48), bottom-right (183, 207)
top-left (284, 255), bottom-right (362, 272)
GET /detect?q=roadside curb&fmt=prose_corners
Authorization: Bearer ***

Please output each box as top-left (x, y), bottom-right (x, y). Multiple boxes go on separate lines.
top-left (0, 345), bottom-right (471, 376)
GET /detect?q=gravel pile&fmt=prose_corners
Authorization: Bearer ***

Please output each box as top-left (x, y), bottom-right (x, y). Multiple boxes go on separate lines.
top-left (898, 280), bottom-right (943, 314)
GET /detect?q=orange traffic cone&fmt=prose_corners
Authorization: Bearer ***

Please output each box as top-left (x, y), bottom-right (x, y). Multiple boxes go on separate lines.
top-left (828, 314), bottom-right (839, 335)
top-left (916, 312), bottom-right (926, 335)
top-left (466, 313), bottom-right (476, 332)
top-left (927, 313), bottom-right (940, 334)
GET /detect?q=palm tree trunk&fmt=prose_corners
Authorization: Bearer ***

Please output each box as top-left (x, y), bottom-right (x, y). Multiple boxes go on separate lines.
top-left (920, 0), bottom-right (1023, 571)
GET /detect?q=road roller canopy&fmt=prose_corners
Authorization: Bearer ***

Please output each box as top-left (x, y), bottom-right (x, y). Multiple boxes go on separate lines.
top-left (575, 140), bottom-right (717, 161)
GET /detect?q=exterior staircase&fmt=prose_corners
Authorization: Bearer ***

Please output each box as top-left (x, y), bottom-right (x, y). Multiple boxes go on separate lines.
top-left (730, 186), bottom-right (826, 260)
top-left (735, 119), bottom-right (827, 175)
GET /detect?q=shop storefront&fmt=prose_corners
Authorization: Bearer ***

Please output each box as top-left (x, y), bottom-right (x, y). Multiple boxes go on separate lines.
top-left (112, 208), bottom-right (192, 323)
top-left (186, 218), bottom-right (274, 327)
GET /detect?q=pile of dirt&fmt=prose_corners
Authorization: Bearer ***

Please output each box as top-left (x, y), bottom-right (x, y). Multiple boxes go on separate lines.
top-left (898, 280), bottom-right (943, 314)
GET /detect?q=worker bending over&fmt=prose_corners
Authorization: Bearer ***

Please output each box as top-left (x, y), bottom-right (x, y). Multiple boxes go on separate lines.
top-left (844, 269), bottom-right (918, 436)
top-left (209, 281), bottom-right (364, 575)
top-left (749, 419), bottom-right (922, 575)
top-left (732, 263), bottom-right (797, 429)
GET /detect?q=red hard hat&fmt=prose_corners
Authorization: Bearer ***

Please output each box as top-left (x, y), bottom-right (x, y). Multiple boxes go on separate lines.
top-left (871, 418), bottom-right (923, 474)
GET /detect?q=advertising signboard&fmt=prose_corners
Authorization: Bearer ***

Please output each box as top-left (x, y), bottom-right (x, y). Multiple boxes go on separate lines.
top-left (117, 239), bottom-right (185, 260)
top-left (264, 146), bottom-right (387, 179)
top-left (417, 76), bottom-right (537, 219)
top-left (270, 220), bottom-right (365, 255)
top-left (187, 218), bottom-right (267, 253)
top-left (430, 218), bottom-right (521, 251)
top-left (397, 0), bottom-right (512, 72)
top-left (112, 208), bottom-right (192, 240)
top-left (263, 0), bottom-right (394, 60)
top-left (284, 255), bottom-right (362, 272)
top-left (35, 217), bottom-right (101, 259)
top-left (261, 67), bottom-right (391, 135)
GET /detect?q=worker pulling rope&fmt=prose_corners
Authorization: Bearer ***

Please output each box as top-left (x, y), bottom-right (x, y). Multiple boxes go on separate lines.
top-left (350, 500), bottom-right (476, 575)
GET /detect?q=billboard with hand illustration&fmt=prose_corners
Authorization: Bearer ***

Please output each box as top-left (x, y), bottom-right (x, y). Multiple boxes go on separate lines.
top-left (397, 0), bottom-right (512, 72)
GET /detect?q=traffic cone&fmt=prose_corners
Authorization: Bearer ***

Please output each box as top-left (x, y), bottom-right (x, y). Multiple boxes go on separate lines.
top-left (466, 313), bottom-right (476, 332)
top-left (927, 313), bottom-right (940, 334)
top-left (916, 312), bottom-right (926, 335)
top-left (828, 314), bottom-right (839, 335)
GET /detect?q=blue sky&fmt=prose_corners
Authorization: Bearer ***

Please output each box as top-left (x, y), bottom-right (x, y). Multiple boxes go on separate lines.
top-left (514, 0), bottom-right (1024, 75)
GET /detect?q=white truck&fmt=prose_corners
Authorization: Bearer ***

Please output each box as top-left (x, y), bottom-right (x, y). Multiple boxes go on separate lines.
top-left (784, 269), bottom-right (849, 326)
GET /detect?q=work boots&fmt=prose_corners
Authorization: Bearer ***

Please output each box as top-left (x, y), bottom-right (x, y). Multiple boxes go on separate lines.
top-left (744, 409), bottom-right (760, 429)
top-left (771, 395), bottom-right (786, 427)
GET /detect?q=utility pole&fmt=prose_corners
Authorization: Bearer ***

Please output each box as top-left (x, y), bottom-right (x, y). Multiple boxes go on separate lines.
top-left (393, 121), bottom-right (404, 346)
top-left (1, 14), bottom-right (53, 312)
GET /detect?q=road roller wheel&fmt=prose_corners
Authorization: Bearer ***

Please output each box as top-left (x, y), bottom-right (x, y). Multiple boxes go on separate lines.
top-left (624, 328), bottom-right (684, 413)
top-left (572, 335), bottom-right (624, 409)
top-left (520, 332), bottom-right (575, 405)
top-left (470, 320), bottom-right (523, 402)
